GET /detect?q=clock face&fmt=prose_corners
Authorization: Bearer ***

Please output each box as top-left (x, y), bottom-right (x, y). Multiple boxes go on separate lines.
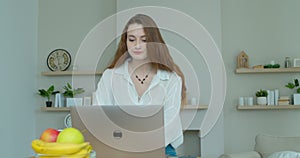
top-left (47, 49), bottom-right (71, 71)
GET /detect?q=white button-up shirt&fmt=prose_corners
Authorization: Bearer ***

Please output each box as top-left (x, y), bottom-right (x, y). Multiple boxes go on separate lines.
top-left (95, 59), bottom-right (183, 148)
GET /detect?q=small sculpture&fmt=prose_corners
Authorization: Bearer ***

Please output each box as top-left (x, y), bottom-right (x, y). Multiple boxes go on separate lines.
top-left (237, 51), bottom-right (249, 68)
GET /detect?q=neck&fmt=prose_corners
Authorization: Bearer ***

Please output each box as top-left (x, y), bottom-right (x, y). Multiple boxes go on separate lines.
top-left (129, 59), bottom-right (152, 74)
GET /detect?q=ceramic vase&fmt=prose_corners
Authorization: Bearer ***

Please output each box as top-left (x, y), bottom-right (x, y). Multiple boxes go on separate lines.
top-left (66, 98), bottom-right (83, 107)
top-left (257, 97), bottom-right (267, 105)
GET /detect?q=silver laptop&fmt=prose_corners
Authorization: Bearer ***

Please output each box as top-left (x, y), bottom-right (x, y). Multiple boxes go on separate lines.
top-left (70, 105), bottom-right (165, 158)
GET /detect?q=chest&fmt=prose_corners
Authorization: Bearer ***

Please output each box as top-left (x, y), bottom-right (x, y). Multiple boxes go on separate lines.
top-left (110, 73), bottom-right (167, 105)
top-left (130, 72), bottom-right (155, 98)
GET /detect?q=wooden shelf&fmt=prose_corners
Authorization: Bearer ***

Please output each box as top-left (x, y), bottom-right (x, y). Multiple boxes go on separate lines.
top-left (41, 107), bottom-right (71, 112)
top-left (237, 105), bottom-right (300, 110)
top-left (183, 104), bottom-right (208, 110)
top-left (235, 67), bottom-right (300, 74)
top-left (41, 105), bottom-right (208, 112)
top-left (41, 70), bottom-right (103, 76)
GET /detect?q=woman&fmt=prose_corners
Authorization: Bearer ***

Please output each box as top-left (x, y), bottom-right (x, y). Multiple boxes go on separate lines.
top-left (95, 14), bottom-right (187, 157)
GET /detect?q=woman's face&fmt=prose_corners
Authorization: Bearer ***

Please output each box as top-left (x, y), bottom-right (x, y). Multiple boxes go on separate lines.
top-left (126, 23), bottom-right (148, 61)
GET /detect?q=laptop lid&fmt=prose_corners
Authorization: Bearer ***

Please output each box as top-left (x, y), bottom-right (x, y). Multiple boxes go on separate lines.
top-left (70, 105), bottom-right (165, 158)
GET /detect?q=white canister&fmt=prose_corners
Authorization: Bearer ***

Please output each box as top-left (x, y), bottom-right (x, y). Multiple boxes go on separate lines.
top-left (247, 97), bottom-right (253, 106)
top-left (239, 97), bottom-right (244, 106)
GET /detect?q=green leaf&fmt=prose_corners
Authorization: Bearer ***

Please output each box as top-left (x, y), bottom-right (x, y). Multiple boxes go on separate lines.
top-left (37, 85), bottom-right (57, 101)
top-left (73, 88), bottom-right (85, 96)
top-left (295, 79), bottom-right (299, 87)
top-left (47, 85), bottom-right (54, 94)
top-left (67, 83), bottom-right (72, 89)
top-left (256, 89), bottom-right (268, 97)
top-left (272, 64), bottom-right (280, 68)
top-left (62, 83), bottom-right (84, 98)
top-left (38, 89), bottom-right (48, 97)
top-left (297, 88), bottom-right (300, 93)
top-left (264, 64), bottom-right (273, 68)
top-left (285, 82), bottom-right (295, 89)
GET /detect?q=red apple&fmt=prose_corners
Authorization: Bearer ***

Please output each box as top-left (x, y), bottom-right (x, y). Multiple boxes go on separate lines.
top-left (40, 128), bottom-right (60, 142)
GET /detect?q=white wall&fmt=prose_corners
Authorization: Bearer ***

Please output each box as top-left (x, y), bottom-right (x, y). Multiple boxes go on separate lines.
top-left (222, 0), bottom-right (300, 154)
top-left (0, 0), bottom-right (37, 157)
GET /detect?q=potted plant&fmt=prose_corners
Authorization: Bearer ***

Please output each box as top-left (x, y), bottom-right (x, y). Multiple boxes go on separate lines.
top-left (285, 79), bottom-right (300, 105)
top-left (63, 82), bottom-right (85, 107)
top-left (256, 89), bottom-right (268, 105)
top-left (38, 85), bottom-right (59, 107)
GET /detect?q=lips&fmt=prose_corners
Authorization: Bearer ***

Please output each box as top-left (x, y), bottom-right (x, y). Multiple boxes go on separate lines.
top-left (133, 51), bottom-right (143, 55)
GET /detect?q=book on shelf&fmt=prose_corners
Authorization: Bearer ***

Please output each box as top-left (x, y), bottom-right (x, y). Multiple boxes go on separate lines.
top-left (279, 96), bottom-right (290, 100)
top-left (274, 89), bottom-right (279, 105)
top-left (266, 89), bottom-right (279, 106)
top-left (278, 101), bottom-right (290, 105)
top-left (277, 95), bottom-right (291, 105)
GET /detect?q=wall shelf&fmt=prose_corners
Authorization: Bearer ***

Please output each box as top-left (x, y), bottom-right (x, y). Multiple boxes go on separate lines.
top-left (237, 105), bottom-right (300, 110)
top-left (41, 105), bottom-right (208, 112)
top-left (41, 70), bottom-right (103, 76)
top-left (41, 107), bottom-right (71, 112)
top-left (183, 104), bottom-right (208, 110)
top-left (235, 67), bottom-right (300, 74)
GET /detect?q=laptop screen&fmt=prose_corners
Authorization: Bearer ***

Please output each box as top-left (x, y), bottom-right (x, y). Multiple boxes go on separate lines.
top-left (70, 105), bottom-right (165, 158)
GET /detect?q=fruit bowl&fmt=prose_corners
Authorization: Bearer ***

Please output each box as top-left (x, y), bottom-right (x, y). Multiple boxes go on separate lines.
top-left (34, 150), bottom-right (96, 158)
top-left (32, 128), bottom-right (94, 158)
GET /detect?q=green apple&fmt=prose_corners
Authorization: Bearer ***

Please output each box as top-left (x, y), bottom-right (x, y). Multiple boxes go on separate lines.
top-left (56, 127), bottom-right (84, 144)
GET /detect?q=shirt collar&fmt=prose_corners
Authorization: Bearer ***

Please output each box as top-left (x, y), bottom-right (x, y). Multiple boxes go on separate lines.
top-left (113, 58), bottom-right (131, 83)
top-left (156, 69), bottom-right (170, 81)
top-left (113, 58), bottom-right (130, 76)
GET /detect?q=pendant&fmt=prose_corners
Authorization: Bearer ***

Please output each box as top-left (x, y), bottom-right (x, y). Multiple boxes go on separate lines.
top-left (136, 74), bottom-right (148, 84)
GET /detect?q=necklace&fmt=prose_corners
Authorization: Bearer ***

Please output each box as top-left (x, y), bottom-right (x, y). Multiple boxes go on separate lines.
top-left (135, 69), bottom-right (151, 84)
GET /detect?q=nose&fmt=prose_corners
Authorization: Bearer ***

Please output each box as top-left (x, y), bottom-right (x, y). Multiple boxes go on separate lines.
top-left (134, 40), bottom-right (142, 49)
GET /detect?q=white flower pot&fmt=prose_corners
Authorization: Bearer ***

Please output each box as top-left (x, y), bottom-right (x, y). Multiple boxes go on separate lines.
top-left (66, 98), bottom-right (83, 107)
top-left (257, 97), bottom-right (267, 105)
top-left (293, 94), bottom-right (300, 105)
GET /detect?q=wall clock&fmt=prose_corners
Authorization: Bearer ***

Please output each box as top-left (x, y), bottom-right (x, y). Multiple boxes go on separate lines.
top-left (47, 49), bottom-right (71, 71)
top-left (64, 114), bottom-right (72, 128)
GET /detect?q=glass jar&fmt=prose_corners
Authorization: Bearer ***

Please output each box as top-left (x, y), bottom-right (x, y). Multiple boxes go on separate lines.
top-left (285, 57), bottom-right (291, 68)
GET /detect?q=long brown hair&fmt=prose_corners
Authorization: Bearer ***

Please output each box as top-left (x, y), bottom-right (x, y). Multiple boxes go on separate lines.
top-left (107, 14), bottom-right (187, 107)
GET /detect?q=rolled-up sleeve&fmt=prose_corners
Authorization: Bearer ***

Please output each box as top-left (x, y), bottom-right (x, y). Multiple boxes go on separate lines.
top-left (164, 75), bottom-right (182, 122)
top-left (164, 73), bottom-right (183, 148)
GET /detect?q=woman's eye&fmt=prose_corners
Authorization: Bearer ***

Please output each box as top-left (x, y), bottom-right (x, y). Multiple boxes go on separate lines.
top-left (128, 38), bottom-right (135, 42)
top-left (142, 39), bottom-right (147, 42)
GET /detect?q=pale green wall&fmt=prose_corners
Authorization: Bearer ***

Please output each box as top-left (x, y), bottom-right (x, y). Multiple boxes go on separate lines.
top-left (37, 0), bottom-right (223, 157)
top-left (222, 0), bottom-right (300, 153)
top-left (116, 1), bottom-right (223, 158)
top-left (0, 0), bottom-right (37, 157)
top-left (2, 0), bottom-right (299, 157)
top-left (37, 0), bottom-right (116, 137)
